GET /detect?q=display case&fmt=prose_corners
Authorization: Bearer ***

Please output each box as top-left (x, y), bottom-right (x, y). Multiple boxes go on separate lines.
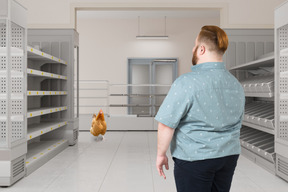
top-left (0, 0), bottom-right (27, 186)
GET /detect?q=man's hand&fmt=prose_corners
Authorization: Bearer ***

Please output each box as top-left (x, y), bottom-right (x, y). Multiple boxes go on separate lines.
top-left (156, 123), bottom-right (174, 180)
top-left (156, 154), bottom-right (169, 179)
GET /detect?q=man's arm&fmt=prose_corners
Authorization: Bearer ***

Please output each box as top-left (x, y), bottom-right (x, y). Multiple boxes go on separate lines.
top-left (156, 122), bottom-right (175, 179)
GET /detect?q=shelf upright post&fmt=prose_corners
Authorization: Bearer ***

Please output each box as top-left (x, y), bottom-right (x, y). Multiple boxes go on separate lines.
top-left (275, 0), bottom-right (288, 182)
top-left (0, 0), bottom-right (27, 186)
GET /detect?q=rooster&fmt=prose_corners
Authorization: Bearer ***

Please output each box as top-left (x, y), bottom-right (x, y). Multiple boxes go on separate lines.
top-left (90, 109), bottom-right (107, 138)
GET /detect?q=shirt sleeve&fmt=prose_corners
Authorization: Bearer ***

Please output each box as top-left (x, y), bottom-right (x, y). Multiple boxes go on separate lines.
top-left (154, 76), bottom-right (193, 129)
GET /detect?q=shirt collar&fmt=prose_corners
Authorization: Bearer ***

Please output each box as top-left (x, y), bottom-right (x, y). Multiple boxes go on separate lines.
top-left (191, 62), bottom-right (225, 71)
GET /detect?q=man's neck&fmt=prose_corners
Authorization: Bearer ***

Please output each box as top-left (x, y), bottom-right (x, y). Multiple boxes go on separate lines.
top-left (197, 55), bottom-right (223, 64)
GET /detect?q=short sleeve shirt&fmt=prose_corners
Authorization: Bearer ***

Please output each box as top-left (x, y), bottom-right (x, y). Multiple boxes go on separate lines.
top-left (155, 62), bottom-right (245, 161)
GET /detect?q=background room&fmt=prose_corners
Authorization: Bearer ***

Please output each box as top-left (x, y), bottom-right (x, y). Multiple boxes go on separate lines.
top-left (1, 0), bottom-right (288, 191)
top-left (76, 9), bottom-right (220, 128)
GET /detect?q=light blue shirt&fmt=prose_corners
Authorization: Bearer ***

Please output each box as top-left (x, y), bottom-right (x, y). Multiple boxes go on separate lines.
top-left (155, 62), bottom-right (245, 161)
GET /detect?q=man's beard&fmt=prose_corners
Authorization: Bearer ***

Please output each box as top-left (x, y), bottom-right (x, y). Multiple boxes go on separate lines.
top-left (192, 46), bottom-right (199, 66)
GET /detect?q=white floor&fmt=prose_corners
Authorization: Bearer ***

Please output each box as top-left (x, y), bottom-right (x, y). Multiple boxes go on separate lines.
top-left (2, 132), bottom-right (288, 192)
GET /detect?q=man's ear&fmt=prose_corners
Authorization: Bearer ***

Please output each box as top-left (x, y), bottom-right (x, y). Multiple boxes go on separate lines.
top-left (199, 45), bottom-right (206, 55)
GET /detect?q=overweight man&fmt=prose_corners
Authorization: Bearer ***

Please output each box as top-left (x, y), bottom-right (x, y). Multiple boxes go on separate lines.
top-left (155, 25), bottom-right (245, 192)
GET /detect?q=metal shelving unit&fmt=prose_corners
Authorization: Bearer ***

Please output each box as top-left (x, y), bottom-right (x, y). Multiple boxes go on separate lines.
top-left (26, 45), bottom-right (69, 175)
top-left (0, 8), bottom-right (79, 183)
top-left (228, 37), bottom-right (276, 173)
top-left (0, 0), bottom-right (27, 186)
top-left (28, 29), bottom-right (80, 148)
top-left (275, 1), bottom-right (288, 182)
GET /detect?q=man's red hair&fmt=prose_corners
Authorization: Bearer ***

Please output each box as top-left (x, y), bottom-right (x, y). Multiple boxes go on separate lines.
top-left (198, 25), bottom-right (228, 55)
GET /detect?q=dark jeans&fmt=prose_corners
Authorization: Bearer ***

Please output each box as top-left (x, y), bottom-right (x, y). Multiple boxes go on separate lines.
top-left (173, 155), bottom-right (239, 192)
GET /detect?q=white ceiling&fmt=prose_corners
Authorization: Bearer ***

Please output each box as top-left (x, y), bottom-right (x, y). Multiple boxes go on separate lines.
top-left (77, 9), bottom-right (220, 19)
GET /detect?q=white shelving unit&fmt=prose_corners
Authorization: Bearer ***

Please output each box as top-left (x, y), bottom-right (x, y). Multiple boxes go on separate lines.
top-left (0, 0), bottom-right (27, 186)
top-left (275, 0), bottom-right (288, 182)
top-left (27, 29), bottom-right (80, 147)
top-left (227, 8), bottom-right (288, 180)
top-left (26, 44), bottom-right (70, 175)
top-left (230, 50), bottom-right (276, 173)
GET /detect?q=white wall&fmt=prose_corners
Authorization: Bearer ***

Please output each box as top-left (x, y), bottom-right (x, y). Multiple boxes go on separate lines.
top-left (77, 16), bottom-right (219, 83)
top-left (17, 0), bottom-right (287, 29)
top-left (77, 15), bottom-right (218, 115)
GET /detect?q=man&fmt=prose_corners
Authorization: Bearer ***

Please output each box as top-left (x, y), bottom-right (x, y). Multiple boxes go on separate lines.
top-left (155, 25), bottom-right (245, 192)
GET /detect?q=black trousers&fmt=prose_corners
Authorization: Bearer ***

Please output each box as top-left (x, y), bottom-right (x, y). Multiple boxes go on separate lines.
top-left (173, 155), bottom-right (239, 192)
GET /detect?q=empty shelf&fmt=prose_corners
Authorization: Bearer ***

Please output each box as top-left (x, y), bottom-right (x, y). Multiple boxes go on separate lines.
top-left (27, 121), bottom-right (67, 140)
top-left (26, 139), bottom-right (68, 175)
top-left (244, 102), bottom-right (275, 133)
top-left (230, 55), bottom-right (274, 70)
top-left (27, 91), bottom-right (67, 96)
top-left (27, 106), bottom-right (67, 118)
top-left (245, 92), bottom-right (274, 97)
top-left (27, 46), bottom-right (67, 65)
top-left (27, 68), bottom-right (67, 80)
top-left (242, 121), bottom-right (274, 135)
top-left (240, 75), bottom-right (274, 97)
top-left (240, 126), bottom-right (275, 163)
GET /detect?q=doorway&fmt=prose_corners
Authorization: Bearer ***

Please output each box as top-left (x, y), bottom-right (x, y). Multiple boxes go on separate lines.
top-left (127, 58), bottom-right (178, 117)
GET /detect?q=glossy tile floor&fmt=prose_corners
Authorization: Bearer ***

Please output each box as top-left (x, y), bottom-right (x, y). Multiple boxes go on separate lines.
top-left (2, 132), bottom-right (288, 192)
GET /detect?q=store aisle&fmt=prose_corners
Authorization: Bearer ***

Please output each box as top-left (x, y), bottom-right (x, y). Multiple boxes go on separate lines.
top-left (1, 132), bottom-right (288, 192)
